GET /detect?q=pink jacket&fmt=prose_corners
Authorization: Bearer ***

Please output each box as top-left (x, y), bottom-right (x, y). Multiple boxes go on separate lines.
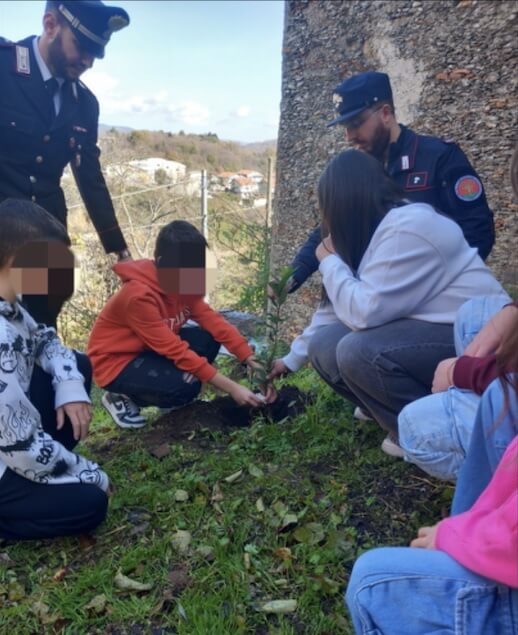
top-left (436, 436), bottom-right (518, 588)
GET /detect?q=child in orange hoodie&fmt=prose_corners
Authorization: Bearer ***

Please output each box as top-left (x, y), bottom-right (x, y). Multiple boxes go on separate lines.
top-left (88, 220), bottom-right (270, 428)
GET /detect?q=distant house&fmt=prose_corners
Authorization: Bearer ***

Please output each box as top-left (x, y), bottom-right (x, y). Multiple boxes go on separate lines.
top-left (215, 171), bottom-right (240, 190)
top-left (230, 176), bottom-right (259, 200)
top-left (105, 157), bottom-right (186, 185)
top-left (237, 169), bottom-right (264, 184)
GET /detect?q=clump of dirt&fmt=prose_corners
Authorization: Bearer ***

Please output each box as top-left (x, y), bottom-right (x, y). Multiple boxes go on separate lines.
top-left (141, 385), bottom-right (308, 448)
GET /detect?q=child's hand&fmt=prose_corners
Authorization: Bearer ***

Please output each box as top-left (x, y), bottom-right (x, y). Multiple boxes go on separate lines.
top-left (56, 401), bottom-right (92, 441)
top-left (315, 236), bottom-right (336, 262)
top-left (431, 358), bottom-right (457, 393)
top-left (229, 383), bottom-right (264, 407)
top-left (464, 304), bottom-right (518, 357)
top-left (410, 524), bottom-right (439, 549)
top-left (264, 383), bottom-right (277, 403)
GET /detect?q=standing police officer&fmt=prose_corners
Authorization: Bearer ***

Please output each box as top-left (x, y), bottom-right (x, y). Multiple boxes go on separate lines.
top-left (0, 0), bottom-right (131, 325)
top-left (288, 72), bottom-right (495, 293)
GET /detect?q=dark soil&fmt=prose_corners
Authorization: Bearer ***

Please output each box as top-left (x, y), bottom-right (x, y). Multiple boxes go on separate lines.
top-left (91, 387), bottom-right (311, 460)
top-left (141, 386), bottom-right (308, 448)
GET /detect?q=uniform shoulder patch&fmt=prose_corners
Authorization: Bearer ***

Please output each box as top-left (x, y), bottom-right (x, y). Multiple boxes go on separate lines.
top-left (454, 175), bottom-right (483, 202)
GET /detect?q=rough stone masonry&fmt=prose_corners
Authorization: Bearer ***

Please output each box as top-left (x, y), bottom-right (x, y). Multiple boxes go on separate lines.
top-left (271, 0), bottom-right (517, 339)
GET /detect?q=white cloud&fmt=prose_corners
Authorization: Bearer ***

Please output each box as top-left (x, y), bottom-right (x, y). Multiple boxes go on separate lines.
top-left (81, 70), bottom-right (120, 99)
top-left (169, 101), bottom-right (210, 126)
top-left (81, 71), bottom-right (209, 126)
top-left (234, 105), bottom-right (251, 118)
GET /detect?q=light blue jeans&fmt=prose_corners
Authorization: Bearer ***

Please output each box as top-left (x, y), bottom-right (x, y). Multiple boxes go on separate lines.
top-left (346, 547), bottom-right (518, 635)
top-left (399, 295), bottom-right (510, 480)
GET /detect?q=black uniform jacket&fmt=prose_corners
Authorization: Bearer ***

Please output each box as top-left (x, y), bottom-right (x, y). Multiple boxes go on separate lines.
top-left (0, 36), bottom-right (127, 253)
top-left (290, 125), bottom-right (495, 292)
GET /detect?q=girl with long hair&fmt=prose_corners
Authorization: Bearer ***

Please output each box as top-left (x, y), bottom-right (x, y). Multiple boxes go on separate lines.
top-left (270, 149), bottom-right (509, 456)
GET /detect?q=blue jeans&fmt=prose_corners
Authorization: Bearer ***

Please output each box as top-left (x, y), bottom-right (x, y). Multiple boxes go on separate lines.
top-left (346, 547), bottom-right (518, 635)
top-left (399, 296), bottom-right (509, 479)
top-left (104, 327), bottom-right (220, 408)
top-left (451, 377), bottom-right (517, 514)
top-left (308, 319), bottom-right (455, 434)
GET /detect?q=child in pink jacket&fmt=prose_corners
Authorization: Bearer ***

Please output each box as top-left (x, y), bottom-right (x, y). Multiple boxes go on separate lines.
top-left (346, 320), bottom-right (518, 634)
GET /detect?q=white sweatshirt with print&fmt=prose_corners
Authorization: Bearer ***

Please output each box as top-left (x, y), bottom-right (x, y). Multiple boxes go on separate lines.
top-left (283, 203), bottom-right (509, 371)
top-left (0, 299), bottom-right (108, 491)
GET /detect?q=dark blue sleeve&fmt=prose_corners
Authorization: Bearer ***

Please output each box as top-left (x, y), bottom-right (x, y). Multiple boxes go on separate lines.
top-left (288, 225), bottom-right (322, 293)
top-left (436, 144), bottom-right (495, 260)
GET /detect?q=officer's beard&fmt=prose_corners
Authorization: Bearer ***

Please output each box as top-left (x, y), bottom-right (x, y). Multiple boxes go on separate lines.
top-left (47, 32), bottom-right (68, 79)
top-left (366, 121), bottom-right (392, 163)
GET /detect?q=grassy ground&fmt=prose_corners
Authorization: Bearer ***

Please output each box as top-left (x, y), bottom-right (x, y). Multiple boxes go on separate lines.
top-left (0, 368), bottom-right (452, 634)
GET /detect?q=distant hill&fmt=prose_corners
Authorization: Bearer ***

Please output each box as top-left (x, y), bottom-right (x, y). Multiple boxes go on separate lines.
top-left (98, 128), bottom-right (276, 174)
top-left (99, 123), bottom-right (133, 134)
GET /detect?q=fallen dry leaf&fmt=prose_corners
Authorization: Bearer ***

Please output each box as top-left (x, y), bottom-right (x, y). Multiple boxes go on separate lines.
top-left (224, 469), bottom-right (243, 483)
top-left (211, 481), bottom-right (224, 503)
top-left (52, 566), bottom-right (68, 582)
top-left (114, 570), bottom-right (153, 592)
top-left (150, 443), bottom-right (171, 459)
top-left (171, 530), bottom-right (192, 554)
top-left (274, 547), bottom-right (293, 562)
top-left (0, 552), bottom-right (15, 566)
top-left (259, 599), bottom-right (297, 613)
top-left (84, 594), bottom-right (107, 613)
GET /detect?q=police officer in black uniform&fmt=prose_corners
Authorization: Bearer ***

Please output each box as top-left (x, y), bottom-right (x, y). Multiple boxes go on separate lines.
top-left (0, 0), bottom-right (131, 326)
top-left (288, 71), bottom-right (495, 293)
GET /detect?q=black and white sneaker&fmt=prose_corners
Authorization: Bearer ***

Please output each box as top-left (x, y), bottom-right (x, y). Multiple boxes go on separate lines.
top-left (102, 392), bottom-right (146, 429)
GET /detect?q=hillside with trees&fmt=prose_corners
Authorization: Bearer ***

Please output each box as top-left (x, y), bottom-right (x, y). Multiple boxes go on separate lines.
top-left (99, 127), bottom-right (276, 175)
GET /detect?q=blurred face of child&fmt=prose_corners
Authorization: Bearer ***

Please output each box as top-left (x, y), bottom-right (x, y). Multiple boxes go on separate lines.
top-left (9, 240), bottom-right (75, 302)
top-left (156, 244), bottom-right (217, 296)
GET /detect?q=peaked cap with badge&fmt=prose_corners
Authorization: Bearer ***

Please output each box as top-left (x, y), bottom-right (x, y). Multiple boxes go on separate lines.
top-left (328, 71), bottom-right (393, 127)
top-left (56, 0), bottom-right (130, 58)
top-left (0, 1), bottom-right (130, 326)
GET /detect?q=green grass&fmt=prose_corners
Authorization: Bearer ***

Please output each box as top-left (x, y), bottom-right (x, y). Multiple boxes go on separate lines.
top-left (0, 369), bottom-right (452, 634)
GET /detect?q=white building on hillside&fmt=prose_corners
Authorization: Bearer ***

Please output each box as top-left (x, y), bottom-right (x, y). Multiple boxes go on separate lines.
top-left (105, 157), bottom-right (186, 185)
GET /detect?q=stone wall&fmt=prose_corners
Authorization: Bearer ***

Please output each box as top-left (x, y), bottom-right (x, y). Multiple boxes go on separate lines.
top-left (271, 0), bottom-right (517, 338)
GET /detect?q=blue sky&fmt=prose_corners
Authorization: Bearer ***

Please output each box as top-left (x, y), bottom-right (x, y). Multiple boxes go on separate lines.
top-left (1, 0), bottom-right (285, 142)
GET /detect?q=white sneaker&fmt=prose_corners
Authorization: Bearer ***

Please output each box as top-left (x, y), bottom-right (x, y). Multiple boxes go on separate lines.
top-left (102, 392), bottom-right (146, 429)
top-left (381, 435), bottom-right (405, 459)
top-left (353, 406), bottom-right (374, 421)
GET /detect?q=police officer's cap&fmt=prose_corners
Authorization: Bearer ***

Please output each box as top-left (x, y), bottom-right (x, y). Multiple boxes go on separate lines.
top-left (53, 1), bottom-right (130, 59)
top-left (327, 71), bottom-right (393, 127)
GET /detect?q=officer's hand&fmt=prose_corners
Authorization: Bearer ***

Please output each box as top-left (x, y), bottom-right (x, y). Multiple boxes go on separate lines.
top-left (117, 249), bottom-right (132, 262)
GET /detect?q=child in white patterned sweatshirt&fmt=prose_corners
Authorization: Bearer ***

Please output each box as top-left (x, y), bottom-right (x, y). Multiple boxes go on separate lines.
top-left (0, 198), bottom-right (109, 540)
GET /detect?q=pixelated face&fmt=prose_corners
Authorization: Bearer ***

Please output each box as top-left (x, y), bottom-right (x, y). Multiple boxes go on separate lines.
top-left (343, 105), bottom-right (391, 160)
top-left (48, 24), bottom-right (95, 80)
top-left (10, 241), bottom-right (75, 300)
top-left (156, 246), bottom-right (218, 296)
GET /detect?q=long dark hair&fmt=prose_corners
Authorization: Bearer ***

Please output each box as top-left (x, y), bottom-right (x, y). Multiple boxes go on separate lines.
top-left (318, 149), bottom-right (406, 271)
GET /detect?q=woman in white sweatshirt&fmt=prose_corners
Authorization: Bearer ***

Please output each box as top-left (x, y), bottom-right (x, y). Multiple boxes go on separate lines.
top-left (270, 150), bottom-right (508, 455)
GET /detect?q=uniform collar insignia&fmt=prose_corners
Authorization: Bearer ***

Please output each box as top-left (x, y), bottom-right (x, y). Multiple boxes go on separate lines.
top-left (15, 45), bottom-right (30, 75)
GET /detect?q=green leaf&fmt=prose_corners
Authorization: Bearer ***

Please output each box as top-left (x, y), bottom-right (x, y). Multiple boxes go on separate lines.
top-left (293, 523), bottom-right (326, 545)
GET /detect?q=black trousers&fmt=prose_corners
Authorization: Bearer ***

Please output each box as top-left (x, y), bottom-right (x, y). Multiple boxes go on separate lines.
top-left (104, 327), bottom-right (220, 408)
top-left (0, 353), bottom-right (108, 540)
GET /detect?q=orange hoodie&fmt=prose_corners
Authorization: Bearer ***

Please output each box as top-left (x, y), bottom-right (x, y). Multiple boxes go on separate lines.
top-left (87, 260), bottom-right (254, 387)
